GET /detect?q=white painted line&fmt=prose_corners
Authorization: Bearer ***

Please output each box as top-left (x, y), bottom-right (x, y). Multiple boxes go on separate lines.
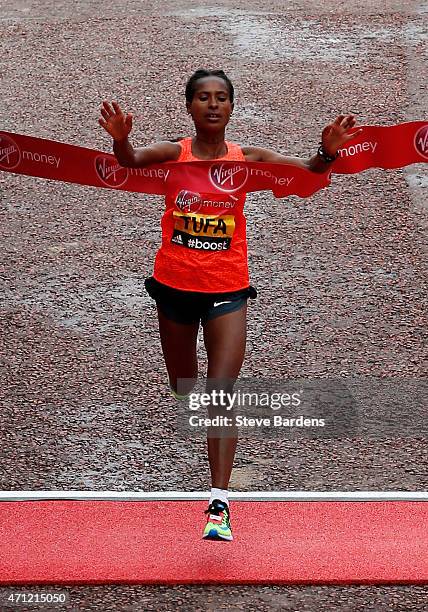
top-left (0, 491), bottom-right (427, 502)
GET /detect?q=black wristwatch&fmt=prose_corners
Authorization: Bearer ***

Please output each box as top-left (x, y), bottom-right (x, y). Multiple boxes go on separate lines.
top-left (317, 143), bottom-right (339, 163)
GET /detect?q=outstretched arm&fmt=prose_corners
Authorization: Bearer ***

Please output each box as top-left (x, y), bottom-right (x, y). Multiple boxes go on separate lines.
top-left (99, 100), bottom-right (180, 167)
top-left (242, 115), bottom-right (363, 173)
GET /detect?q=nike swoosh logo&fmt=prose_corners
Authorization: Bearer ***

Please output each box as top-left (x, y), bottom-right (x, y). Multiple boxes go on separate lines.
top-left (213, 301), bottom-right (232, 307)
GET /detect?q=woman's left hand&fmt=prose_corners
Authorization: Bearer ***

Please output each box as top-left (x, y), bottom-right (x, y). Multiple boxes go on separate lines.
top-left (321, 115), bottom-right (363, 156)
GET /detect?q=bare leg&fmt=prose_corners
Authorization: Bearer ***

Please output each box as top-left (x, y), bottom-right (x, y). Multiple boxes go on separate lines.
top-left (203, 304), bottom-right (247, 489)
top-left (156, 306), bottom-right (199, 395)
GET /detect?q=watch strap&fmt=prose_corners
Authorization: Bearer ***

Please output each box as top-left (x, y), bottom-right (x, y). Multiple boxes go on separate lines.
top-left (317, 143), bottom-right (339, 163)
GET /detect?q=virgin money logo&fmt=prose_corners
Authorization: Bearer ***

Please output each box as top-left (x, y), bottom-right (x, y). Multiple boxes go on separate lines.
top-left (94, 155), bottom-right (128, 188)
top-left (209, 162), bottom-right (249, 193)
top-left (0, 134), bottom-right (21, 170)
top-left (414, 125), bottom-right (428, 160)
top-left (175, 190), bottom-right (202, 212)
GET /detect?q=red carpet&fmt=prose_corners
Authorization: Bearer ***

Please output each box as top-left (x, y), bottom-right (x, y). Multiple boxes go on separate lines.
top-left (1, 501), bottom-right (427, 584)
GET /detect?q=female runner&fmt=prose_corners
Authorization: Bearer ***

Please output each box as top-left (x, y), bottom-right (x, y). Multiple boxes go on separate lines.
top-left (99, 68), bottom-right (361, 541)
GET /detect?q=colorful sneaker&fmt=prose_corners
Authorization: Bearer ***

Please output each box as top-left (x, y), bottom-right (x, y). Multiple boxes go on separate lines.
top-left (203, 499), bottom-right (233, 541)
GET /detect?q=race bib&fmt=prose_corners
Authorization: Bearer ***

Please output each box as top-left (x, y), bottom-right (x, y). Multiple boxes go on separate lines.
top-left (171, 211), bottom-right (235, 252)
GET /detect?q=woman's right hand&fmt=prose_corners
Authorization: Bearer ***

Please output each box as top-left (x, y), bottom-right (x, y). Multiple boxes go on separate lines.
top-left (98, 100), bottom-right (133, 142)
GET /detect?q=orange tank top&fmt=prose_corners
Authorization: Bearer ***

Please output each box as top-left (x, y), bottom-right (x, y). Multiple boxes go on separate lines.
top-left (152, 137), bottom-right (250, 293)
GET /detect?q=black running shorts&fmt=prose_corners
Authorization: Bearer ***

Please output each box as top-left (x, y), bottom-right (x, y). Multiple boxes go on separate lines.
top-left (144, 276), bottom-right (257, 325)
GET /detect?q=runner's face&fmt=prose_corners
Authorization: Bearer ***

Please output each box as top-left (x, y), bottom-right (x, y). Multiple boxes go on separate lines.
top-left (187, 77), bottom-right (233, 130)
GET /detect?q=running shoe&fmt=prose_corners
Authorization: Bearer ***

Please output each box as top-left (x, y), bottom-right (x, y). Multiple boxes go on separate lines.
top-left (169, 384), bottom-right (190, 401)
top-left (203, 499), bottom-right (233, 541)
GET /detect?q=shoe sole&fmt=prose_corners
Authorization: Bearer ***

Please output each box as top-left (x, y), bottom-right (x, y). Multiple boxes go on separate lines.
top-left (203, 528), bottom-right (233, 541)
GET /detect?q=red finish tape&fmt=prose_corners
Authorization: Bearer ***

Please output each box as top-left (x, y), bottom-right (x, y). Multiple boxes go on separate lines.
top-left (0, 121), bottom-right (426, 199)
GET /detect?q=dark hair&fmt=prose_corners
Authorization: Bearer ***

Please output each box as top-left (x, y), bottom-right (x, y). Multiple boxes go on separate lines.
top-left (185, 69), bottom-right (234, 104)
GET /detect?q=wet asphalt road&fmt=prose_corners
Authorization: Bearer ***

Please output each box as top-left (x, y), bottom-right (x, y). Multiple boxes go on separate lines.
top-left (1, 0), bottom-right (427, 609)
